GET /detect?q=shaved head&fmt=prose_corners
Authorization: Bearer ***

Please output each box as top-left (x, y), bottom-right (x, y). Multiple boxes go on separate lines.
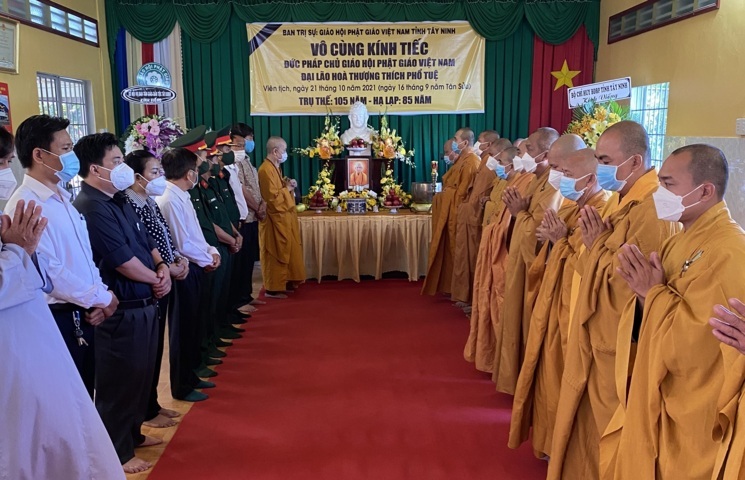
top-left (564, 148), bottom-right (598, 178)
top-left (533, 127), bottom-right (560, 152)
top-left (548, 134), bottom-right (586, 168)
top-left (455, 127), bottom-right (475, 146)
top-left (602, 121), bottom-right (651, 169)
top-left (266, 136), bottom-right (286, 152)
top-left (479, 129), bottom-right (500, 144)
top-left (491, 138), bottom-right (513, 155)
top-left (671, 144), bottom-right (728, 200)
top-left (498, 146), bottom-right (518, 166)
top-left (444, 139), bottom-right (453, 156)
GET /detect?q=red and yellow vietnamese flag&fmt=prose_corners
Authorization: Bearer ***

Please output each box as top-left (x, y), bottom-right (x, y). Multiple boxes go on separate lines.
top-left (529, 26), bottom-right (595, 134)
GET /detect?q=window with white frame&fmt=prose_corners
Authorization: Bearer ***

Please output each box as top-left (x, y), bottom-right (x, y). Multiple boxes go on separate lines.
top-left (630, 82), bottom-right (669, 168)
top-left (37, 73), bottom-right (94, 198)
top-left (2, 0), bottom-right (99, 46)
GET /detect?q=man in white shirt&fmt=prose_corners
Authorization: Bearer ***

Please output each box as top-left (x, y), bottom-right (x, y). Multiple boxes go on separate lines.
top-left (6, 115), bottom-right (119, 397)
top-left (158, 147), bottom-right (221, 401)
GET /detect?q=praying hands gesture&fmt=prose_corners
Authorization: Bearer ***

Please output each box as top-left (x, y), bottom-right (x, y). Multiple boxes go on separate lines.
top-left (616, 244), bottom-right (665, 306)
top-left (578, 205), bottom-right (611, 249)
top-left (0, 199), bottom-right (48, 256)
top-left (503, 187), bottom-right (531, 217)
top-left (710, 299), bottom-right (745, 355)
top-left (538, 209), bottom-right (568, 245)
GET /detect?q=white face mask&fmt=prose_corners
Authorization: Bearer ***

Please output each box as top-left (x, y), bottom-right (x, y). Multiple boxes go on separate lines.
top-left (473, 141), bottom-right (483, 157)
top-left (521, 151), bottom-right (546, 174)
top-left (485, 156), bottom-right (500, 171)
top-left (512, 156), bottom-right (524, 172)
top-left (143, 174), bottom-right (167, 197)
top-left (548, 169), bottom-right (564, 191)
top-left (233, 149), bottom-right (246, 162)
top-left (652, 184), bottom-right (703, 222)
top-left (0, 168), bottom-right (17, 200)
top-left (99, 163), bottom-right (135, 191)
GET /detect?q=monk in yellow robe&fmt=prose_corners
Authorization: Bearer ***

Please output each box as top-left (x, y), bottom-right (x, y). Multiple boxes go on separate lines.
top-left (597, 145), bottom-right (745, 480)
top-left (422, 128), bottom-right (480, 296)
top-left (709, 299), bottom-right (745, 480)
top-left (349, 161), bottom-right (368, 187)
top-left (451, 133), bottom-right (511, 306)
top-left (492, 127), bottom-right (566, 394)
top-left (464, 146), bottom-right (533, 372)
top-left (509, 148), bottom-right (611, 457)
top-left (258, 136), bottom-right (305, 297)
top-left (548, 121), bottom-right (678, 480)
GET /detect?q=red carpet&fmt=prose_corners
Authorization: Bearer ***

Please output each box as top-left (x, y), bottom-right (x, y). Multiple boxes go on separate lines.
top-left (149, 279), bottom-right (547, 480)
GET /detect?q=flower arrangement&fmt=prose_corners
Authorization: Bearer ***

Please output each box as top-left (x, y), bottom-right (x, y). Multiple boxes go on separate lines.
top-left (338, 189), bottom-right (378, 211)
top-left (372, 113), bottom-right (415, 168)
top-left (293, 112), bottom-right (343, 159)
top-left (565, 100), bottom-right (630, 148)
top-left (378, 162), bottom-right (412, 208)
top-left (121, 115), bottom-right (186, 159)
top-left (307, 163), bottom-right (336, 201)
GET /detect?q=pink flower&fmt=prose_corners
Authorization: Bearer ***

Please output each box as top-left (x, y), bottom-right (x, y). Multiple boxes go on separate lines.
top-left (150, 125), bottom-right (160, 136)
top-left (148, 118), bottom-right (159, 128)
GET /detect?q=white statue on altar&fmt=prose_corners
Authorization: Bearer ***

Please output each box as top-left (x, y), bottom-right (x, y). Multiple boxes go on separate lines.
top-left (340, 102), bottom-right (375, 145)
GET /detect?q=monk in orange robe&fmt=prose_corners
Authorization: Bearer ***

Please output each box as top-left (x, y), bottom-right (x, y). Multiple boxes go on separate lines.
top-left (422, 128), bottom-right (480, 296)
top-left (509, 148), bottom-right (611, 457)
top-left (349, 161), bottom-right (368, 187)
top-left (464, 146), bottom-right (533, 372)
top-left (258, 136), bottom-right (305, 297)
top-left (548, 121), bottom-right (677, 479)
top-left (709, 298), bottom-right (745, 480)
top-left (492, 128), bottom-right (568, 394)
top-left (598, 145), bottom-right (745, 480)
top-left (451, 133), bottom-right (511, 307)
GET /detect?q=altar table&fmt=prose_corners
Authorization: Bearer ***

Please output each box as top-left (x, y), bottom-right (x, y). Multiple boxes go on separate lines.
top-left (298, 210), bottom-right (432, 282)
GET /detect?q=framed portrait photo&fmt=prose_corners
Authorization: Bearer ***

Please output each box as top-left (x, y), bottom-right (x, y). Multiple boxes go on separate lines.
top-left (347, 157), bottom-right (370, 190)
top-left (0, 16), bottom-right (18, 74)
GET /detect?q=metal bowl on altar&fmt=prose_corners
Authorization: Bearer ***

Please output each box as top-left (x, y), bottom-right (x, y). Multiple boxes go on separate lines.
top-left (410, 182), bottom-right (442, 204)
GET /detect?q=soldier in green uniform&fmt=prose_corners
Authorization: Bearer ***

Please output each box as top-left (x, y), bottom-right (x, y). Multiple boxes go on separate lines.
top-left (167, 126), bottom-right (224, 379)
top-left (203, 131), bottom-right (245, 339)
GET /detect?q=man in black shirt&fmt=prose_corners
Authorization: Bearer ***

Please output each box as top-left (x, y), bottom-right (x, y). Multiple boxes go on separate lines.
top-left (72, 133), bottom-right (171, 475)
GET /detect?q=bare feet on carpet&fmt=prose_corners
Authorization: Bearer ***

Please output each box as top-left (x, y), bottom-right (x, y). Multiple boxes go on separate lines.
top-left (238, 304), bottom-right (257, 315)
top-left (137, 435), bottom-right (163, 448)
top-left (143, 413), bottom-right (179, 428)
top-left (123, 457), bottom-right (152, 474)
top-left (250, 299), bottom-right (266, 305)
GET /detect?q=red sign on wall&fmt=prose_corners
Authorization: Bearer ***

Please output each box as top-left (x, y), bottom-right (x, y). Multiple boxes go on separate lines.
top-left (0, 83), bottom-right (11, 133)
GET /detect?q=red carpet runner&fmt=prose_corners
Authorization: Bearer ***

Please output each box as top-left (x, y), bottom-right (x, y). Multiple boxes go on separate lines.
top-left (150, 279), bottom-right (547, 480)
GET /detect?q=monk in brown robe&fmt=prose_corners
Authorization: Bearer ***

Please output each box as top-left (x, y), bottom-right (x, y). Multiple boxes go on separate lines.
top-left (492, 128), bottom-right (566, 394)
top-left (451, 133), bottom-right (511, 307)
top-left (464, 146), bottom-right (533, 372)
top-left (709, 298), bottom-right (745, 480)
top-left (422, 128), bottom-right (480, 296)
top-left (509, 148), bottom-right (611, 458)
top-left (598, 145), bottom-right (745, 480)
top-left (549, 121), bottom-right (677, 479)
top-left (258, 136), bottom-right (305, 297)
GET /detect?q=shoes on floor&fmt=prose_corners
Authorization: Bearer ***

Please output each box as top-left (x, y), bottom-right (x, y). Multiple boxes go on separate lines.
top-left (195, 367), bottom-right (217, 378)
top-left (182, 390), bottom-right (209, 402)
top-left (219, 330), bottom-right (242, 340)
top-left (208, 347), bottom-right (227, 358)
top-left (196, 380), bottom-right (216, 389)
top-left (265, 291), bottom-right (288, 299)
top-left (205, 357), bottom-right (222, 366)
top-left (237, 304), bottom-right (257, 315)
top-left (214, 339), bottom-right (233, 348)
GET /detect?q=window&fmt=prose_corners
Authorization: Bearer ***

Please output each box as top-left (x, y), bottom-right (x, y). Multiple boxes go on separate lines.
top-left (630, 83), bottom-right (669, 168)
top-left (609, 0), bottom-right (718, 44)
top-left (1, 0), bottom-right (99, 46)
top-left (37, 72), bottom-right (94, 198)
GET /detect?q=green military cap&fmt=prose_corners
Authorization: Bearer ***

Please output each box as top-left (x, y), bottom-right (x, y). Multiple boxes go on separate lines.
top-left (168, 125), bottom-right (207, 152)
top-left (214, 125), bottom-right (233, 146)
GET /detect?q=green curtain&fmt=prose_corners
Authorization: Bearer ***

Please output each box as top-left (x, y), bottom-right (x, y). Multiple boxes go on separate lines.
top-left (181, 16), bottom-right (534, 191)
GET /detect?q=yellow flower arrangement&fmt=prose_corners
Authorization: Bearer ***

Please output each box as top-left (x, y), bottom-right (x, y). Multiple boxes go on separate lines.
top-left (565, 100), bottom-right (629, 148)
top-left (337, 189), bottom-right (377, 211)
top-left (306, 163), bottom-right (336, 201)
top-left (372, 113), bottom-right (415, 168)
top-left (293, 112), bottom-right (344, 159)
top-left (378, 161), bottom-right (412, 208)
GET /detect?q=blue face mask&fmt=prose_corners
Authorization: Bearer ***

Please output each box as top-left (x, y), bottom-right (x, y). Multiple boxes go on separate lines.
top-left (42, 149), bottom-right (80, 183)
top-left (559, 173), bottom-right (591, 201)
top-left (495, 164), bottom-right (508, 180)
top-left (597, 156), bottom-right (634, 192)
top-left (443, 154), bottom-right (453, 166)
top-left (244, 139), bottom-right (255, 154)
top-left (451, 140), bottom-right (462, 155)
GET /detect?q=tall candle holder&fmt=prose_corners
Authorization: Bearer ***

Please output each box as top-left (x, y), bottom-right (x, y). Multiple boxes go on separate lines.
top-left (430, 160), bottom-right (439, 194)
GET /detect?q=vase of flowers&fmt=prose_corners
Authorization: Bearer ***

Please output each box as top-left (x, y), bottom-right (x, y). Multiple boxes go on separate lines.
top-left (293, 112), bottom-right (344, 160)
top-left (371, 113), bottom-right (415, 168)
top-left (121, 115), bottom-right (186, 159)
top-left (378, 161), bottom-right (412, 211)
top-left (565, 100), bottom-right (629, 148)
